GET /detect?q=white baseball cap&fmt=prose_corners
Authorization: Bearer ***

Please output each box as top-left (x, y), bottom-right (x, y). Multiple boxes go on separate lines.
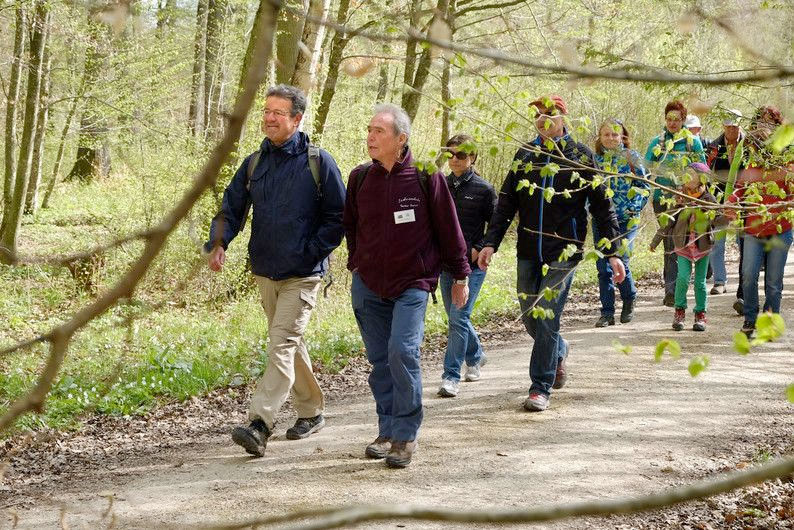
top-left (723, 109), bottom-right (742, 126)
top-left (685, 115), bottom-right (701, 129)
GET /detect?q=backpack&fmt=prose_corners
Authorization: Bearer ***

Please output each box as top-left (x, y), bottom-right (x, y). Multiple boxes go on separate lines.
top-left (244, 145), bottom-right (334, 297)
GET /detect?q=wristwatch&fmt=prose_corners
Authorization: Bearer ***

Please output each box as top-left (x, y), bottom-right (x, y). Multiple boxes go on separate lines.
top-left (454, 277), bottom-right (469, 286)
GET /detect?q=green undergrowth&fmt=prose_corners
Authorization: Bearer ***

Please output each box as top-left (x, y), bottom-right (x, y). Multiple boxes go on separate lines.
top-left (1, 178), bottom-right (662, 434)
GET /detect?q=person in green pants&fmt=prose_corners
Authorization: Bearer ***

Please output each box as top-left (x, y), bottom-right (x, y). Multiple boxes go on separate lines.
top-left (650, 163), bottom-right (727, 332)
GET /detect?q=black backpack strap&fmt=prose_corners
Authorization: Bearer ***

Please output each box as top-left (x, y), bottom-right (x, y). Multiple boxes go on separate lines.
top-left (241, 150), bottom-right (262, 224)
top-left (308, 144), bottom-right (321, 198)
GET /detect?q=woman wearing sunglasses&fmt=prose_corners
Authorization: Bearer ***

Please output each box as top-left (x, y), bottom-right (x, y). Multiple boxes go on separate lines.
top-left (437, 134), bottom-right (497, 398)
top-left (592, 119), bottom-right (651, 327)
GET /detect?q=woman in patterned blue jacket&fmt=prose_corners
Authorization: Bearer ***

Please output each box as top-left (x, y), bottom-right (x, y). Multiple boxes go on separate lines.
top-left (592, 119), bottom-right (651, 327)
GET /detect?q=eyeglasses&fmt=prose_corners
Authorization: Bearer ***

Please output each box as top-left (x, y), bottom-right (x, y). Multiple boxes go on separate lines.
top-left (450, 151), bottom-right (470, 160)
top-left (264, 109), bottom-right (291, 118)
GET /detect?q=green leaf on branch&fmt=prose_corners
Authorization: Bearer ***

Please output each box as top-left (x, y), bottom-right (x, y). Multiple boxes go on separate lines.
top-left (627, 217), bottom-right (641, 229)
top-left (688, 355), bottom-right (710, 377)
top-left (544, 186), bottom-right (555, 203)
top-left (767, 124), bottom-right (794, 153)
top-left (562, 189), bottom-right (571, 199)
top-left (596, 237), bottom-right (611, 250)
top-left (612, 340), bottom-right (632, 355)
top-left (755, 312), bottom-right (785, 342)
top-left (516, 179), bottom-right (530, 191)
top-left (654, 339), bottom-right (681, 362)
top-left (787, 383), bottom-right (794, 403)
top-left (540, 163), bottom-right (560, 178)
top-left (558, 244), bottom-right (578, 262)
top-left (541, 263), bottom-right (549, 276)
top-left (658, 212), bottom-right (673, 228)
top-left (733, 331), bottom-right (751, 355)
top-left (541, 287), bottom-right (558, 301)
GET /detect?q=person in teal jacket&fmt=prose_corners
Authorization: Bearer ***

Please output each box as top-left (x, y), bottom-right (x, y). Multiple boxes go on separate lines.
top-left (645, 100), bottom-right (706, 306)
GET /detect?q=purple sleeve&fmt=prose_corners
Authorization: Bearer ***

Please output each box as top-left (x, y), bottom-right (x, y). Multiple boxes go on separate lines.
top-left (429, 171), bottom-right (471, 279)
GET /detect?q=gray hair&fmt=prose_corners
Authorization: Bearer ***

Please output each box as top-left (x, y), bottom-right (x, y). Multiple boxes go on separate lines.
top-left (373, 103), bottom-right (411, 140)
top-left (266, 84), bottom-right (307, 116)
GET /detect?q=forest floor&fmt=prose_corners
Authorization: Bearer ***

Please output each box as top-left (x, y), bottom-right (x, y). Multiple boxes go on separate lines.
top-left (2, 250), bottom-right (793, 529)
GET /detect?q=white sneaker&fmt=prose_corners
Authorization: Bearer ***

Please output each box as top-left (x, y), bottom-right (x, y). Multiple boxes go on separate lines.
top-left (464, 354), bottom-right (487, 382)
top-left (464, 364), bottom-right (481, 382)
top-left (437, 378), bottom-right (459, 397)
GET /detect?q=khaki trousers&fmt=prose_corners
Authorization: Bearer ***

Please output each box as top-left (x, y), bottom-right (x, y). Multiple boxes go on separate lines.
top-left (249, 275), bottom-right (325, 429)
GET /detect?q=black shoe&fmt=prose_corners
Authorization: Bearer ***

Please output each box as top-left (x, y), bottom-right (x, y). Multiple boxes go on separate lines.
top-left (741, 320), bottom-right (755, 338)
top-left (663, 293), bottom-right (675, 307)
top-left (286, 414), bottom-right (325, 440)
top-left (595, 315), bottom-right (615, 328)
top-left (733, 298), bottom-right (744, 316)
top-left (231, 419), bottom-right (270, 457)
top-left (620, 300), bottom-right (635, 323)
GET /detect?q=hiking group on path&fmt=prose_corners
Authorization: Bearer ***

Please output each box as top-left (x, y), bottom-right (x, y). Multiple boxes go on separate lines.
top-left (204, 84), bottom-right (793, 468)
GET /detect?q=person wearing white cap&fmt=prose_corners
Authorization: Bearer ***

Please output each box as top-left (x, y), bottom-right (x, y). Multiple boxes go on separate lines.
top-left (685, 114), bottom-right (711, 150)
top-left (706, 108), bottom-right (746, 296)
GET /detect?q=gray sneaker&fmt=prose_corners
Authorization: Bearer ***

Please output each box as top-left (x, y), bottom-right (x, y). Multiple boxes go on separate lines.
top-left (437, 377), bottom-right (459, 397)
top-left (464, 364), bottom-right (481, 382)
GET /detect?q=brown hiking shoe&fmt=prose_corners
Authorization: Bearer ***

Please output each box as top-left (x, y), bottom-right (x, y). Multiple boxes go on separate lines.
top-left (552, 356), bottom-right (567, 390)
top-left (385, 440), bottom-right (417, 468)
top-left (364, 436), bottom-right (391, 459)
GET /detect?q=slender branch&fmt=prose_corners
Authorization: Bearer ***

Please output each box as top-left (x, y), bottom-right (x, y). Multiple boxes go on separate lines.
top-left (206, 454), bottom-right (794, 529)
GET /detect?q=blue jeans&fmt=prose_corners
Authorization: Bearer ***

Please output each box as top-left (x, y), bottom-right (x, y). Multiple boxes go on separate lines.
top-left (741, 230), bottom-right (792, 324)
top-left (593, 220), bottom-right (637, 316)
top-left (351, 273), bottom-right (429, 442)
top-left (517, 259), bottom-right (576, 397)
top-left (439, 267), bottom-right (487, 382)
top-left (710, 231), bottom-right (727, 285)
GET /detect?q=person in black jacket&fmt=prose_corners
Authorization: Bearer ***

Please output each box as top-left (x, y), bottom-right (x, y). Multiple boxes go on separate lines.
top-left (436, 134), bottom-right (498, 398)
top-left (477, 95), bottom-right (625, 412)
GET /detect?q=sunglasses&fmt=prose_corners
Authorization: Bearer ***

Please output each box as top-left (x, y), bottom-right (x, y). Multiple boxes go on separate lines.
top-left (450, 151), bottom-right (471, 160)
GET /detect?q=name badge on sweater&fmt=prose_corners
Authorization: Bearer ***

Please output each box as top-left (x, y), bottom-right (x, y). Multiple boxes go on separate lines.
top-left (394, 209), bottom-right (416, 224)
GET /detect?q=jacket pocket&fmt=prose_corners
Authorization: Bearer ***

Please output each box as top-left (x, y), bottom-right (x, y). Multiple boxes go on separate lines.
top-left (298, 277), bottom-right (321, 309)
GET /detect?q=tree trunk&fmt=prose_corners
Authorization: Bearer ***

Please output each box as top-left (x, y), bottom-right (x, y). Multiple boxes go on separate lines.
top-left (376, 45), bottom-right (390, 103)
top-left (156, 0), bottom-right (178, 34)
top-left (0, 0), bottom-right (48, 262)
top-left (402, 0), bottom-right (451, 123)
top-left (401, 0), bottom-right (422, 105)
top-left (275, 0), bottom-right (309, 85)
top-left (1, 5), bottom-right (26, 242)
top-left (188, 0), bottom-right (209, 136)
top-left (439, 57), bottom-right (451, 149)
top-left (312, 0), bottom-right (351, 141)
top-left (26, 27), bottom-right (52, 214)
top-left (66, 10), bottom-right (112, 184)
top-left (290, 0), bottom-right (331, 128)
top-left (204, 0), bottom-right (228, 139)
top-left (42, 82), bottom-right (83, 210)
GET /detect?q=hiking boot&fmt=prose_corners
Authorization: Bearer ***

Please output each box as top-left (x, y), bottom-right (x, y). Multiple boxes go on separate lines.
top-left (620, 300), bottom-right (635, 324)
top-left (693, 311), bottom-right (707, 332)
top-left (523, 392), bottom-right (549, 412)
top-left (231, 419), bottom-right (270, 457)
top-left (437, 377), bottom-right (459, 397)
top-left (385, 440), bottom-right (417, 468)
top-left (464, 363), bottom-right (481, 382)
top-left (741, 320), bottom-right (755, 338)
top-left (285, 414), bottom-right (325, 440)
top-left (595, 314), bottom-right (615, 328)
top-left (710, 284), bottom-right (726, 295)
top-left (552, 340), bottom-right (569, 390)
top-left (364, 436), bottom-right (391, 459)
top-left (663, 293), bottom-right (675, 307)
top-left (672, 308), bottom-right (685, 331)
top-left (733, 298), bottom-right (744, 316)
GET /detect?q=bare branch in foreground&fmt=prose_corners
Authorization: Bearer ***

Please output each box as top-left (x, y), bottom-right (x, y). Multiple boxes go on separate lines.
top-left (0, 0), bottom-right (282, 433)
top-left (206, 454), bottom-right (794, 529)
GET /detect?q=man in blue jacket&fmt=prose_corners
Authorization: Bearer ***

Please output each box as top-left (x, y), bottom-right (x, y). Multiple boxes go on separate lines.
top-left (204, 84), bottom-right (346, 457)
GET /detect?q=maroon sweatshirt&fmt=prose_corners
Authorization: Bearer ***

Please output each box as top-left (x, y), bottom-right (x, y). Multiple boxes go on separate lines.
top-left (343, 149), bottom-right (471, 299)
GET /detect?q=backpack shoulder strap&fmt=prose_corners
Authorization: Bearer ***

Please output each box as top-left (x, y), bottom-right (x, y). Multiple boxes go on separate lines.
top-left (308, 144), bottom-right (321, 197)
top-left (417, 169), bottom-right (431, 199)
top-left (246, 150), bottom-right (261, 191)
top-left (354, 162), bottom-right (374, 196)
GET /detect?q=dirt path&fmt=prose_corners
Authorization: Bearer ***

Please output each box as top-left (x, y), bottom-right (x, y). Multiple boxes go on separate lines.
top-left (6, 254), bottom-right (794, 529)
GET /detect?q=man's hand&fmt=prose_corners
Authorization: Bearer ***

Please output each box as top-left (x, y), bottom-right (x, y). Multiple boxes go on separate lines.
top-left (208, 246), bottom-right (226, 272)
top-left (609, 256), bottom-right (626, 284)
top-left (471, 248), bottom-right (479, 263)
top-left (477, 246), bottom-right (495, 270)
top-left (452, 283), bottom-right (469, 309)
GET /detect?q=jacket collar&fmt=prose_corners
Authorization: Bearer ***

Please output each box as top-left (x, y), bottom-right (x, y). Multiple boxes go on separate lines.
top-left (260, 130), bottom-right (306, 156)
top-left (372, 145), bottom-right (414, 174)
top-left (448, 167), bottom-right (475, 188)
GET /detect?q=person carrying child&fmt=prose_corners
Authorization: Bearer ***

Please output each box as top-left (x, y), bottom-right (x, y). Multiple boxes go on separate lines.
top-left (650, 162), bottom-right (727, 332)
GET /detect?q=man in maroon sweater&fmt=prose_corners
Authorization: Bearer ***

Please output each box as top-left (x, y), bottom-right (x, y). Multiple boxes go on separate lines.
top-left (343, 104), bottom-right (471, 468)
